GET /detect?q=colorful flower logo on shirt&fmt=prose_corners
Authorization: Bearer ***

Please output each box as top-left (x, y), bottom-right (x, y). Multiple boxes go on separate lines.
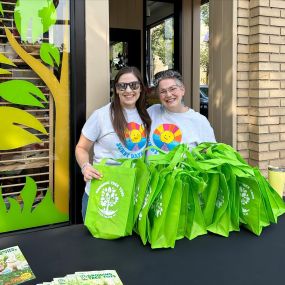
top-left (153, 124), bottom-right (182, 151)
top-left (124, 122), bottom-right (147, 151)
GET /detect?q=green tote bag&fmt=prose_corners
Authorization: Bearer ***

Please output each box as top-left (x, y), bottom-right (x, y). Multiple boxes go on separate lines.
top-left (132, 158), bottom-right (151, 224)
top-left (151, 177), bottom-right (184, 249)
top-left (85, 160), bottom-right (136, 239)
top-left (135, 164), bottom-right (162, 245)
top-left (148, 173), bottom-right (178, 248)
top-left (184, 174), bottom-right (208, 240)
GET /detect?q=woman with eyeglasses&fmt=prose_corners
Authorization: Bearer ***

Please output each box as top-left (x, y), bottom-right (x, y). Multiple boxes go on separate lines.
top-left (147, 69), bottom-right (216, 155)
top-left (75, 66), bottom-right (151, 219)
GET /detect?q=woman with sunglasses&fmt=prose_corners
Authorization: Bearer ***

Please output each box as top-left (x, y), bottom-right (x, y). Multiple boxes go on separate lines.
top-left (147, 69), bottom-right (215, 155)
top-left (75, 66), bottom-right (151, 219)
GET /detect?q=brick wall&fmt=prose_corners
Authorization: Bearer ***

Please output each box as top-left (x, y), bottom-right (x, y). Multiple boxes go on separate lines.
top-left (237, 0), bottom-right (285, 175)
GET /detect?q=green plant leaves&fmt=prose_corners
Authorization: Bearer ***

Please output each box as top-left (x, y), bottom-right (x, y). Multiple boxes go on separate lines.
top-left (0, 106), bottom-right (47, 150)
top-left (14, 0), bottom-right (57, 43)
top-left (40, 43), bottom-right (60, 67)
top-left (0, 80), bottom-right (47, 107)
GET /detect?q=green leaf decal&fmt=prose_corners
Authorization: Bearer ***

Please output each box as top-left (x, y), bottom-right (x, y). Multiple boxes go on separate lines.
top-left (0, 3), bottom-right (3, 17)
top-left (0, 80), bottom-right (47, 107)
top-left (14, 0), bottom-right (57, 43)
top-left (0, 69), bottom-right (12, 75)
top-left (0, 53), bottom-right (17, 74)
top-left (0, 189), bottom-right (7, 216)
top-left (40, 43), bottom-right (60, 67)
top-left (0, 106), bottom-right (48, 150)
top-left (0, 53), bottom-right (16, 67)
top-left (7, 198), bottom-right (22, 217)
top-left (20, 177), bottom-right (37, 215)
top-left (0, 177), bottom-right (69, 232)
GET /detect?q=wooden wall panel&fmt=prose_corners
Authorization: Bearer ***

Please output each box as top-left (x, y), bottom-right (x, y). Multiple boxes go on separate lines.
top-left (109, 0), bottom-right (143, 30)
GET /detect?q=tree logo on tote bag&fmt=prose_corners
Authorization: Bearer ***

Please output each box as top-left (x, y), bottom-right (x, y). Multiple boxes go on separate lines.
top-left (151, 193), bottom-right (163, 217)
top-left (96, 181), bottom-right (125, 218)
top-left (240, 183), bottom-right (254, 216)
top-left (216, 188), bottom-right (224, 208)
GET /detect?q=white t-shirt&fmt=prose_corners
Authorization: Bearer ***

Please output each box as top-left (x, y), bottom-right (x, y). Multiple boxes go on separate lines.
top-left (82, 103), bottom-right (147, 194)
top-left (147, 104), bottom-right (216, 155)
top-left (82, 103), bottom-right (148, 161)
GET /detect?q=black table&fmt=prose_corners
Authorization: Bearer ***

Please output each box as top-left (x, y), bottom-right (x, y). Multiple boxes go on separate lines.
top-left (1, 216), bottom-right (285, 285)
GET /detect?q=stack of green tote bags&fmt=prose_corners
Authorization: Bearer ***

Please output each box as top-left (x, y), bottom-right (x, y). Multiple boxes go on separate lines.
top-left (85, 143), bottom-right (285, 249)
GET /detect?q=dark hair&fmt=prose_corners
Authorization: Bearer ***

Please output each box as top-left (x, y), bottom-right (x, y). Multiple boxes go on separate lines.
top-left (153, 69), bottom-right (183, 88)
top-left (110, 66), bottom-right (151, 144)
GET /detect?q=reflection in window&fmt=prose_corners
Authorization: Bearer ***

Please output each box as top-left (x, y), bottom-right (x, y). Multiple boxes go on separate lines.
top-left (148, 18), bottom-right (174, 86)
top-left (110, 41), bottom-right (128, 99)
top-left (110, 42), bottom-right (128, 80)
top-left (200, 0), bottom-right (209, 117)
top-left (146, 1), bottom-right (174, 87)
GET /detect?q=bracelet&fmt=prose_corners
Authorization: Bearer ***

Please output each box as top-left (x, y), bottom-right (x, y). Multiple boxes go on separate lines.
top-left (81, 162), bottom-right (91, 174)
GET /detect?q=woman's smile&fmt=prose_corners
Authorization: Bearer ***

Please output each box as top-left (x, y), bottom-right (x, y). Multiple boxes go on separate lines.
top-left (116, 73), bottom-right (141, 109)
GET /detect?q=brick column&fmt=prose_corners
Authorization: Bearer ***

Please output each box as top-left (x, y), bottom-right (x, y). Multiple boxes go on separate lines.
top-left (237, 0), bottom-right (285, 176)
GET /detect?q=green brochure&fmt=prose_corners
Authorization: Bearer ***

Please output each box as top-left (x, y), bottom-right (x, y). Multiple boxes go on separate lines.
top-left (75, 270), bottom-right (123, 285)
top-left (0, 246), bottom-right (35, 285)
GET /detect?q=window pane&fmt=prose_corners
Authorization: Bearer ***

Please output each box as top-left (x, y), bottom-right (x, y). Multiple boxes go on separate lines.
top-left (110, 41), bottom-right (128, 99)
top-left (200, 1), bottom-right (209, 117)
top-left (0, 0), bottom-right (70, 233)
top-left (148, 17), bottom-right (174, 86)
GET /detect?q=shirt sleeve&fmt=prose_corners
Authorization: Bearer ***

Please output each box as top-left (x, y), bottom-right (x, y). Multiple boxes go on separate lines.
top-left (198, 115), bottom-right (216, 143)
top-left (147, 104), bottom-right (161, 118)
top-left (81, 109), bottom-right (101, 142)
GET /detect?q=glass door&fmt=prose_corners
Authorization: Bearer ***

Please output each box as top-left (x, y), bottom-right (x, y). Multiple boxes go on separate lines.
top-left (145, 0), bottom-right (181, 88)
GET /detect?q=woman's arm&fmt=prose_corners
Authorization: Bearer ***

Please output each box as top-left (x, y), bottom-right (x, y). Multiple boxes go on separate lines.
top-left (75, 134), bottom-right (102, 181)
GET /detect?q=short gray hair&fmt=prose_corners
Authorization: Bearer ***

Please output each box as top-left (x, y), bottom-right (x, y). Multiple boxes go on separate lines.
top-left (153, 69), bottom-right (183, 87)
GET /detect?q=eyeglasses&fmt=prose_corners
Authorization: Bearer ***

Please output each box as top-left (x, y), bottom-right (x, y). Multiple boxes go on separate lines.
top-left (159, 85), bottom-right (180, 96)
top-left (115, 81), bottom-right (141, 91)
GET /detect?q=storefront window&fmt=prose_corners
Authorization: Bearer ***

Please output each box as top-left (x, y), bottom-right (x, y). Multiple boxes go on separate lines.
top-left (146, 1), bottom-right (174, 87)
top-left (0, 0), bottom-right (70, 233)
top-left (147, 17), bottom-right (174, 86)
top-left (110, 41), bottom-right (128, 99)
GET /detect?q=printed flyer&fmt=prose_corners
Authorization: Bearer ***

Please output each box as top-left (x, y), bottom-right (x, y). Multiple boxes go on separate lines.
top-left (75, 271), bottom-right (123, 285)
top-left (35, 270), bottom-right (123, 285)
top-left (0, 246), bottom-right (35, 285)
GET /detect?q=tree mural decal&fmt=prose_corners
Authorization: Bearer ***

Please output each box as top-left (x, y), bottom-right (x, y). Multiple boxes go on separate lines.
top-left (0, 0), bottom-right (70, 232)
top-left (14, 0), bottom-right (57, 44)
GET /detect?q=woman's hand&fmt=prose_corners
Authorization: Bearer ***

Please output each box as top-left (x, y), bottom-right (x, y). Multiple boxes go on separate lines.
top-left (82, 163), bottom-right (103, 182)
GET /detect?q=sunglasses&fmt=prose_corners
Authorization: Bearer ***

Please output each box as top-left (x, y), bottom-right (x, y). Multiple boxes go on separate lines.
top-left (115, 81), bottom-right (141, 91)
